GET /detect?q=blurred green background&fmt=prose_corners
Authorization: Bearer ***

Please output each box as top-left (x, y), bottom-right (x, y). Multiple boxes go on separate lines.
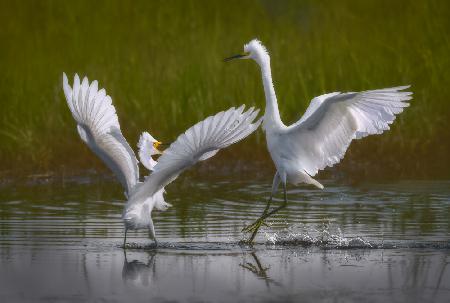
top-left (0, 0), bottom-right (449, 179)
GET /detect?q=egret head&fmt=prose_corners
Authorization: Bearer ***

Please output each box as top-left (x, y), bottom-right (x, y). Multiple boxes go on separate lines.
top-left (138, 132), bottom-right (162, 163)
top-left (224, 39), bottom-right (269, 65)
top-left (138, 132), bottom-right (164, 171)
top-left (140, 132), bottom-right (163, 155)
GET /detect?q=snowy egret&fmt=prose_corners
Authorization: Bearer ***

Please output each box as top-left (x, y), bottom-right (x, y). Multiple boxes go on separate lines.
top-left (225, 39), bottom-right (412, 242)
top-left (62, 73), bottom-right (262, 246)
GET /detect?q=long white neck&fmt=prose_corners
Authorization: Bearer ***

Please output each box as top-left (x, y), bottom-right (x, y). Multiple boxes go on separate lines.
top-left (257, 56), bottom-right (283, 129)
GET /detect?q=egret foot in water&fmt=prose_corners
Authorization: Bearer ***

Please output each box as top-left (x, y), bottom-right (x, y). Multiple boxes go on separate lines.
top-left (243, 181), bottom-right (288, 243)
top-left (242, 217), bottom-right (269, 233)
top-left (245, 202), bottom-right (287, 243)
top-left (242, 196), bottom-right (274, 234)
top-left (242, 204), bottom-right (273, 233)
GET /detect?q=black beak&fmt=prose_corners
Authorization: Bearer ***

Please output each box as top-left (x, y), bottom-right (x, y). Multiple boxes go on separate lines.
top-left (160, 142), bottom-right (172, 146)
top-left (223, 54), bottom-right (247, 62)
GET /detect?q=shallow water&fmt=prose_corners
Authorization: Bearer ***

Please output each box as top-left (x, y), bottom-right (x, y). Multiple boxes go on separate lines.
top-left (0, 173), bottom-right (449, 302)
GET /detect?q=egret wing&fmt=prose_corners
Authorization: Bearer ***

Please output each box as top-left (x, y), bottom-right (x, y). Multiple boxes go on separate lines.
top-left (284, 86), bottom-right (412, 176)
top-left (63, 73), bottom-right (139, 195)
top-left (129, 106), bottom-right (262, 202)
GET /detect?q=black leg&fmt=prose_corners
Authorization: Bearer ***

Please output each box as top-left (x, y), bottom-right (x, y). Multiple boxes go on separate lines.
top-left (242, 173), bottom-right (280, 233)
top-left (248, 182), bottom-right (288, 243)
top-left (264, 172), bottom-right (280, 214)
top-left (242, 194), bottom-right (273, 232)
top-left (263, 182), bottom-right (288, 218)
top-left (263, 194), bottom-right (273, 215)
top-left (123, 228), bottom-right (128, 248)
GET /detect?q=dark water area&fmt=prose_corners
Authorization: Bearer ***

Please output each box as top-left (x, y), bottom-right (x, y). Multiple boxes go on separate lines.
top-left (0, 173), bottom-right (449, 302)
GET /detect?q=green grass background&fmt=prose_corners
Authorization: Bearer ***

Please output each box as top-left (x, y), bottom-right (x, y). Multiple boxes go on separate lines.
top-left (0, 0), bottom-right (449, 178)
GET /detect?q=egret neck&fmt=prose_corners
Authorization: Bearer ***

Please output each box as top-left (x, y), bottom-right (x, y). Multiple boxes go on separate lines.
top-left (256, 52), bottom-right (283, 130)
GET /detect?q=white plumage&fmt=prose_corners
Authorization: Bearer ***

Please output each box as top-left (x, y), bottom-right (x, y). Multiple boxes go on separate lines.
top-left (63, 73), bottom-right (139, 196)
top-left (239, 39), bottom-right (412, 187)
top-left (63, 73), bottom-right (262, 245)
top-left (226, 39), bottom-right (412, 241)
top-left (128, 105), bottom-right (261, 203)
top-left (284, 86), bottom-right (411, 178)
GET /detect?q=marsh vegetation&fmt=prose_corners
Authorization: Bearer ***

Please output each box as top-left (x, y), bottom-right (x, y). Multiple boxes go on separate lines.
top-left (1, 0), bottom-right (449, 178)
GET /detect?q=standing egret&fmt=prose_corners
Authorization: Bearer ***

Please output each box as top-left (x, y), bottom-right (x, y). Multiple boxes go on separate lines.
top-left (225, 39), bottom-right (412, 242)
top-left (62, 73), bottom-right (262, 246)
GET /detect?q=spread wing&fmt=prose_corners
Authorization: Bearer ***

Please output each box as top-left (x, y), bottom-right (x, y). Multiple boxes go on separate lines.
top-left (63, 73), bottom-right (139, 195)
top-left (129, 105), bottom-right (262, 202)
top-left (284, 86), bottom-right (412, 176)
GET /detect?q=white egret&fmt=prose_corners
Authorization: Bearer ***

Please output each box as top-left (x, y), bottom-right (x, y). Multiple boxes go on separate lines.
top-left (62, 73), bottom-right (262, 246)
top-left (225, 39), bottom-right (412, 242)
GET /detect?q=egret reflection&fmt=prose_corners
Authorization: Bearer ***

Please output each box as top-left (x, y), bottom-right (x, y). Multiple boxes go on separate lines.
top-left (240, 252), bottom-right (281, 288)
top-left (122, 250), bottom-right (157, 286)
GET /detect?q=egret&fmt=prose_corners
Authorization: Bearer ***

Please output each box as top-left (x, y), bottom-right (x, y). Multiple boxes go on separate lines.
top-left (62, 73), bottom-right (262, 246)
top-left (225, 39), bottom-right (412, 242)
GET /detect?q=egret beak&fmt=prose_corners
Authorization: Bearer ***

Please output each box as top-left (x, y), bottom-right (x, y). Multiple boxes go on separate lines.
top-left (223, 52), bottom-right (250, 62)
top-left (153, 141), bottom-right (163, 153)
top-left (153, 141), bottom-right (172, 154)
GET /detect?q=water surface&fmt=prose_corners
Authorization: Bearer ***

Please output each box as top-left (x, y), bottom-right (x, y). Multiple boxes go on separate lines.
top-left (0, 174), bottom-right (449, 302)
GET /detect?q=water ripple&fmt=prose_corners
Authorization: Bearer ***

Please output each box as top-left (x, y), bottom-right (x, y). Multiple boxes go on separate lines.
top-left (0, 177), bottom-right (449, 249)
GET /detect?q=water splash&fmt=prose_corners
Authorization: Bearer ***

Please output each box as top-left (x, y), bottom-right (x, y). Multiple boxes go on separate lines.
top-left (263, 222), bottom-right (374, 249)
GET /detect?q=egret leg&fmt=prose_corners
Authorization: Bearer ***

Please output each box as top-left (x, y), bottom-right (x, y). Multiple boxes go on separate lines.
top-left (123, 228), bottom-right (128, 248)
top-left (242, 173), bottom-right (280, 233)
top-left (148, 228), bottom-right (158, 248)
top-left (248, 182), bottom-right (288, 243)
top-left (262, 181), bottom-right (288, 218)
top-left (242, 195), bottom-right (273, 232)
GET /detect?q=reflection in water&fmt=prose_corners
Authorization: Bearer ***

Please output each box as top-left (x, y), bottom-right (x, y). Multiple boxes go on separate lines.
top-left (239, 252), bottom-right (281, 288)
top-left (77, 245), bottom-right (450, 302)
top-left (0, 243), bottom-right (449, 301)
top-left (434, 260), bottom-right (449, 301)
top-left (122, 250), bottom-right (157, 286)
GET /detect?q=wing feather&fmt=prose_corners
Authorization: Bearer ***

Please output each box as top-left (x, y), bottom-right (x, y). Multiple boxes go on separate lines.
top-left (284, 86), bottom-right (412, 176)
top-left (129, 106), bottom-right (262, 202)
top-left (63, 73), bottom-right (139, 195)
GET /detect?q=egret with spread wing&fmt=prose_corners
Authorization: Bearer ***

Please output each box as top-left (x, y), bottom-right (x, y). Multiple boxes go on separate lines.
top-left (225, 39), bottom-right (412, 242)
top-left (62, 73), bottom-right (262, 246)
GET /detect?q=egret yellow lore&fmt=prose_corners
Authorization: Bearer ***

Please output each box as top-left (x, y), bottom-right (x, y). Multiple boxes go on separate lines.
top-left (62, 73), bottom-right (262, 247)
top-left (225, 39), bottom-right (413, 242)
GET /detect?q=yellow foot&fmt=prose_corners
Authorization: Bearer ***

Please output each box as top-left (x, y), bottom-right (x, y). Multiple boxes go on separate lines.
top-left (242, 217), bottom-right (269, 233)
